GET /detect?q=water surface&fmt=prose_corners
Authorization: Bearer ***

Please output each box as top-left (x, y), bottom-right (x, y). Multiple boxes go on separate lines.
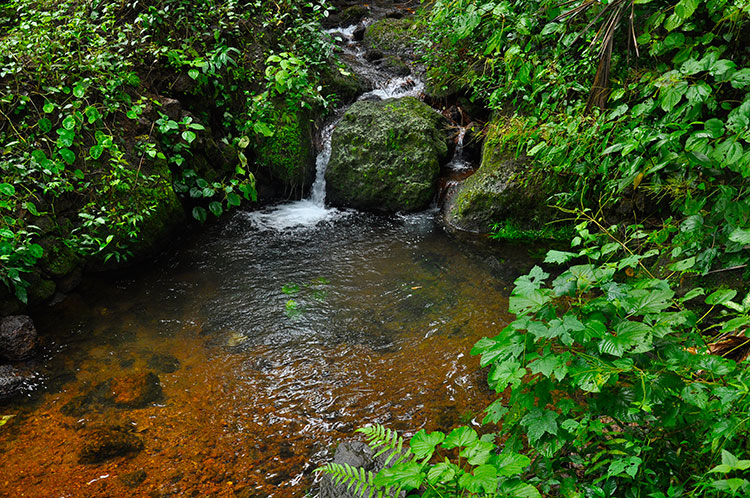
top-left (0, 211), bottom-right (533, 497)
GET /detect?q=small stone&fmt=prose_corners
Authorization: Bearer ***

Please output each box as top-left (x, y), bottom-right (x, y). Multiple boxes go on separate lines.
top-left (0, 315), bottom-right (39, 361)
top-left (147, 354), bottom-right (181, 374)
top-left (79, 426), bottom-right (144, 464)
top-left (120, 469), bottom-right (147, 488)
top-left (107, 372), bottom-right (163, 408)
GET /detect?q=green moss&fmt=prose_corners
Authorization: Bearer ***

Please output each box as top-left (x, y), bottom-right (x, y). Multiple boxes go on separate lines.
top-left (257, 110), bottom-right (314, 193)
top-left (364, 18), bottom-right (420, 56)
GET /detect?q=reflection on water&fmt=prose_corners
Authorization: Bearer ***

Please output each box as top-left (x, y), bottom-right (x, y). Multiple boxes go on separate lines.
top-left (0, 210), bottom-right (533, 497)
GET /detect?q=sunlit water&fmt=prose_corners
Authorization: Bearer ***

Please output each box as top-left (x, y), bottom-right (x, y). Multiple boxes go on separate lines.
top-left (0, 211), bottom-right (534, 497)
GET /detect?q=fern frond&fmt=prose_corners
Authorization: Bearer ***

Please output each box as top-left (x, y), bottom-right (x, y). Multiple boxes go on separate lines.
top-left (356, 424), bottom-right (413, 465)
top-left (315, 463), bottom-right (382, 498)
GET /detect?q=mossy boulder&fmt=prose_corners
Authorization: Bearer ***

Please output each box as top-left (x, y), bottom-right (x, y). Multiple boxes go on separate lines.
top-left (363, 18), bottom-right (420, 58)
top-left (256, 109), bottom-right (315, 197)
top-left (325, 97), bottom-right (449, 212)
top-left (320, 60), bottom-right (372, 104)
top-left (444, 120), bottom-right (557, 234)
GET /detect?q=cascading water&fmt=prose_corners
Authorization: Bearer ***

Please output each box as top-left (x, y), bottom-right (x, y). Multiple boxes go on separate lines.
top-left (246, 23), bottom-right (426, 231)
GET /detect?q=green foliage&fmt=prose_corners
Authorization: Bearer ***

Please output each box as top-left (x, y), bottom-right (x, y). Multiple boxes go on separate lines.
top-left (473, 215), bottom-right (750, 496)
top-left (0, 0), bottom-right (335, 300)
top-left (316, 424), bottom-right (540, 498)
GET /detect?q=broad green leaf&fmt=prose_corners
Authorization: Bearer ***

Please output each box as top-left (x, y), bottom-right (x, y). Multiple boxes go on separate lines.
top-left (0, 183), bottom-right (15, 196)
top-left (502, 482), bottom-right (542, 498)
top-left (43, 101), bottom-right (55, 113)
top-left (208, 201), bottom-right (223, 217)
top-left (192, 206), bottom-right (207, 223)
top-left (62, 115), bottom-right (76, 130)
top-left (704, 118), bottom-right (725, 139)
top-left (608, 456), bottom-right (642, 478)
top-left (374, 461), bottom-right (423, 490)
top-left (28, 244), bottom-right (43, 259)
top-left (728, 228), bottom-right (750, 245)
top-left (706, 289), bottom-right (737, 305)
top-left (598, 321), bottom-right (652, 357)
top-left (460, 440), bottom-right (494, 466)
top-left (489, 360), bottom-right (526, 392)
top-left (226, 192), bottom-right (242, 207)
top-left (483, 399), bottom-right (509, 424)
top-left (38, 117), bottom-right (52, 133)
top-left (410, 430), bottom-right (444, 460)
top-left (182, 130), bottom-right (197, 144)
top-left (443, 426), bottom-right (477, 449)
top-left (544, 250), bottom-right (576, 264)
top-left (521, 409), bottom-right (558, 445)
top-left (59, 148), bottom-right (75, 165)
top-left (458, 464), bottom-right (497, 494)
top-left (89, 145), bottom-right (104, 160)
top-left (426, 461), bottom-right (457, 485)
top-left (491, 452), bottom-right (531, 476)
top-left (731, 69), bottom-right (750, 89)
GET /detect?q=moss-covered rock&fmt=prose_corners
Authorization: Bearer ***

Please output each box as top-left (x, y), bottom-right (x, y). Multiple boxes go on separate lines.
top-left (444, 119), bottom-right (558, 234)
top-left (363, 18), bottom-right (421, 58)
top-left (325, 97), bottom-right (449, 212)
top-left (380, 55), bottom-right (411, 77)
top-left (320, 60), bottom-right (372, 104)
top-left (256, 109), bottom-right (315, 197)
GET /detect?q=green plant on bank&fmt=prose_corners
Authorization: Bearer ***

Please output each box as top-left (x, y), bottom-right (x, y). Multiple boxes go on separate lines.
top-left (316, 424), bottom-right (541, 498)
top-left (0, 0), bottom-right (334, 302)
top-left (471, 213), bottom-right (750, 497)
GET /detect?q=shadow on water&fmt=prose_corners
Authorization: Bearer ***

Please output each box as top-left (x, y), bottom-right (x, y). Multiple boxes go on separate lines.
top-left (0, 209), bottom-right (538, 497)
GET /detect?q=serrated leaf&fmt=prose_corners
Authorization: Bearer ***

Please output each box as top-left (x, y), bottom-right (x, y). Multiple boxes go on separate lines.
top-left (38, 117), bottom-right (52, 133)
top-left (62, 115), bottom-right (76, 130)
top-left (182, 130), bottom-right (197, 144)
top-left (544, 250), bottom-right (576, 264)
top-left (599, 321), bottom-right (652, 357)
top-left (208, 201), bottom-right (223, 217)
top-left (731, 68), bottom-right (750, 89)
top-left (426, 461), bottom-right (457, 485)
top-left (460, 440), bottom-right (494, 466)
top-left (59, 148), bottom-right (75, 165)
top-left (521, 409), bottom-right (558, 445)
top-left (489, 360), bottom-right (526, 392)
top-left (373, 462), bottom-right (423, 490)
top-left (192, 206), bottom-right (207, 223)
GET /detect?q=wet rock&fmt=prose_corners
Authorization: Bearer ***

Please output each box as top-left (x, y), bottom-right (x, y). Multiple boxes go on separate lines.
top-left (353, 23), bottom-right (366, 41)
top-left (363, 17), bottom-right (421, 59)
top-left (444, 117), bottom-right (557, 234)
top-left (0, 364), bottom-right (28, 400)
top-left (147, 353), bottom-right (181, 374)
top-left (61, 394), bottom-right (92, 417)
top-left (0, 315), bottom-right (39, 361)
top-left (379, 55), bottom-right (410, 77)
top-left (318, 440), bottom-right (401, 498)
top-left (364, 49), bottom-right (384, 62)
top-left (320, 60), bottom-right (371, 105)
top-left (326, 97), bottom-right (450, 213)
top-left (79, 426), bottom-right (144, 464)
top-left (107, 371), bottom-right (163, 408)
top-left (120, 469), bottom-right (148, 488)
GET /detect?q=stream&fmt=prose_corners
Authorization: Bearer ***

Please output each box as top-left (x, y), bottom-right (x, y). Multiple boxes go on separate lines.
top-left (0, 19), bottom-right (536, 498)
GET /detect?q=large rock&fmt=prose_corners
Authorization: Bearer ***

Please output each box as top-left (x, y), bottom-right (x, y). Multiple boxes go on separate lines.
top-left (61, 371), bottom-right (163, 416)
top-left (0, 315), bottom-right (39, 361)
top-left (363, 18), bottom-right (421, 59)
top-left (325, 97), bottom-right (449, 212)
top-left (79, 426), bottom-right (144, 464)
top-left (444, 119), bottom-right (557, 234)
top-left (318, 440), bottom-right (401, 498)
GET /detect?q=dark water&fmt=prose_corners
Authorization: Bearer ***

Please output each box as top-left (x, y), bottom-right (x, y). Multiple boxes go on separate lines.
top-left (0, 210), bottom-right (533, 497)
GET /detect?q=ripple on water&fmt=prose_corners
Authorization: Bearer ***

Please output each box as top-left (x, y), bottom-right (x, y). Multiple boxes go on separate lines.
top-left (0, 210), bottom-right (533, 497)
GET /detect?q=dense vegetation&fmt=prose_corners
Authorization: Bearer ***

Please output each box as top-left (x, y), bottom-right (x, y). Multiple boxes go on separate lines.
top-left (320, 0), bottom-right (750, 497)
top-left (0, 0), bottom-right (333, 305)
top-left (3, 0), bottom-right (750, 496)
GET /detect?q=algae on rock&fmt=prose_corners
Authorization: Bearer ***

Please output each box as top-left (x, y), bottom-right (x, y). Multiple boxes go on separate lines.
top-left (325, 97), bottom-right (449, 213)
top-left (445, 118), bottom-right (558, 234)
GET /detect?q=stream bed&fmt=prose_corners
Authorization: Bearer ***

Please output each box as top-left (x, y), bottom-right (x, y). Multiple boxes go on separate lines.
top-left (0, 210), bottom-right (534, 497)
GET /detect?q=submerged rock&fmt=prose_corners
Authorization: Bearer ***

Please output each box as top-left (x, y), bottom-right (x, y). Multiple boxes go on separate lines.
top-left (120, 469), bottom-right (148, 488)
top-left (444, 118), bottom-right (557, 233)
top-left (326, 97), bottom-right (449, 212)
top-left (147, 353), bottom-right (181, 374)
top-left (0, 364), bottom-right (29, 400)
top-left (0, 315), bottom-right (39, 361)
top-left (107, 371), bottom-right (163, 409)
top-left (60, 371), bottom-right (163, 416)
top-left (79, 426), bottom-right (144, 464)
